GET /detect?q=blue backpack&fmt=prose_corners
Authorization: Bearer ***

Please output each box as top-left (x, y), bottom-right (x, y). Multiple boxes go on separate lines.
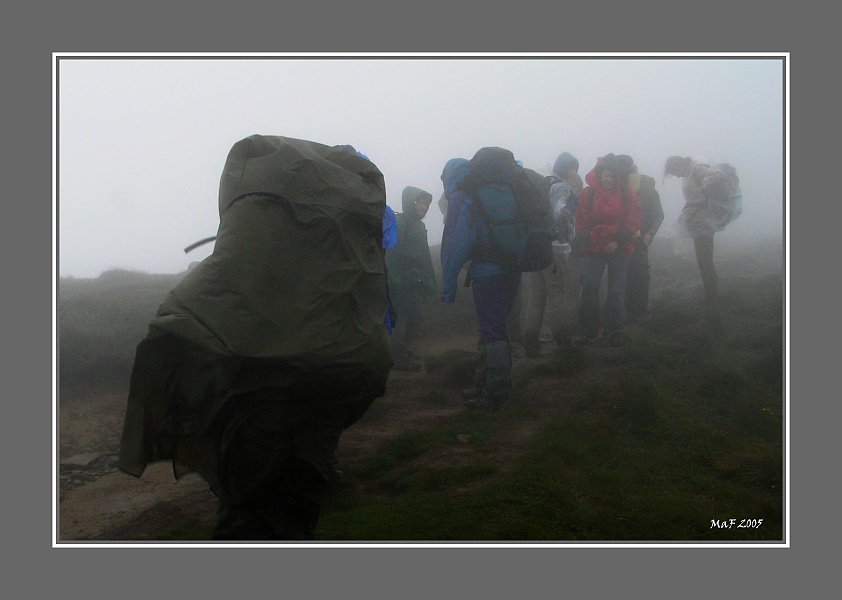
top-left (459, 147), bottom-right (554, 272)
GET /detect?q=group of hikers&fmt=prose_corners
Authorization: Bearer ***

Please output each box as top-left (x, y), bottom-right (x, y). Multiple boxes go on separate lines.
top-left (116, 135), bottom-right (742, 541)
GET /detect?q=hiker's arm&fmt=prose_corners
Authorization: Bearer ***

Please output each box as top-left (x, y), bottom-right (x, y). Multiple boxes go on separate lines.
top-left (574, 188), bottom-right (592, 235)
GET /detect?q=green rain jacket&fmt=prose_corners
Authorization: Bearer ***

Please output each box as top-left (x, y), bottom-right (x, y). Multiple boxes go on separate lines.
top-left (385, 186), bottom-right (438, 316)
top-left (118, 135), bottom-right (392, 481)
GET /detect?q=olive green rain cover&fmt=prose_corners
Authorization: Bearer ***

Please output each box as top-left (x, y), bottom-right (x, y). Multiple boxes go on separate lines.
top-left (118, 135), bottom-right (392, 478)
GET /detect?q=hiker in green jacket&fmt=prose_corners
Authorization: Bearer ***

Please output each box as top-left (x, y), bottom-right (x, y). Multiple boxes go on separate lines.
top-left (386, 186), bottom-right (438, 371)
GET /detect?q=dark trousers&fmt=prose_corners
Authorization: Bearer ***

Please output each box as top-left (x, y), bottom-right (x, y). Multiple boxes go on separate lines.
top-left (625, 241), bottom-right (651, 318)
top-left (693, 234), bottom-right (718, 302)
top-left (390, 286), bottom-right (425, 362)
top-left (472, 271), bottom-right (522, 344)
top-left (578, 252), bottom-right (630, 337)
top-left (470, 271), bottom-right (521, 401)
top-left (208, 397), bottom-right (367, 540)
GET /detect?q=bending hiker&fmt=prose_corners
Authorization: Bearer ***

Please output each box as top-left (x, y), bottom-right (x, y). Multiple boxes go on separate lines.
top-left (118, 135), bottom-right (392, 540)
top-left (619, 157), bottom-right (664, 323)
top-left (440, 148), bottom-right (552, 412)
top-left (522, 151), bottom-right (582, 357)
top-left (572, 154), bottom-right (642, 347)
top-left (386, 186), bottom-right (438, 371)
top-left (664, 156), bottom-right (741, 304)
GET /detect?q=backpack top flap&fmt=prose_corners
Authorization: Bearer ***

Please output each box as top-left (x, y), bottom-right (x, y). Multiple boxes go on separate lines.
top-left (153, 135), bottom-right (391, 366)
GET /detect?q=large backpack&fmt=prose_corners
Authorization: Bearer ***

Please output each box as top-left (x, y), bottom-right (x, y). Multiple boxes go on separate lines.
top-left (459, 147), bottom-right (554, 272)
top-left (707, 163), bottom-right (743, 231)
top-left (118, 135), bottom-right (393, 478)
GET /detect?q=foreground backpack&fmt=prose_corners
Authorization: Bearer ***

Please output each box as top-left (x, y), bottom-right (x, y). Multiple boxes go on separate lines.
top-left (459, 147), bottom-right (554, 272)
top-left (119, 135), bottom-right (392, 479)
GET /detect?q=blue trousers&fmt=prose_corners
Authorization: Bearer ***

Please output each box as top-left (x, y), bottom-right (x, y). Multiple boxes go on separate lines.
top-left (578, 252), bottom-right (630, 337)
top-left (470, 271), bottom-right (521, 402)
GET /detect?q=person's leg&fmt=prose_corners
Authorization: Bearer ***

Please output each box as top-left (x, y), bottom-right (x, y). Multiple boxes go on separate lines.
top-left (389, 288), bottom-right (422, 371)
top-left (563, 252), bottom-right (582, 341)
top-left (402, 288), bottom-right (426, 358)
top-left (625, 241), bottom-right (647, 320)
top-left (545, 250), bottom-right (572, 349)
top-left (693, 234), bottom-right (718, 303)
top-left (604, 253), bottom-right (631, 343)
top-left (522, 269), bottom-right (548, 357)
top-left (507, 283), bottom-right (525, 348)
top-left (212, 400), bottom-right (351, 541)
top-left (469, 271), bottom-right (521, 410)
top-left (576, 254), bottom-right (605, 341)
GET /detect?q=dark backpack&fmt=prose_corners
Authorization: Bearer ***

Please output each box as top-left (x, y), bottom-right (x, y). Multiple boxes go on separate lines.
top-left (459, 147), bottom-right (554, 272)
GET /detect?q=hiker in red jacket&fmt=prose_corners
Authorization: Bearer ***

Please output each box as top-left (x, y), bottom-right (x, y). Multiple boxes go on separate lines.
top-left (572, 154), bottom-right (642, 347)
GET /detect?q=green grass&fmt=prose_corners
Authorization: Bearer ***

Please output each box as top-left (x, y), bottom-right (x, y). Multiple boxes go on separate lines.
top-left (317, 265), bottom-right (785, 542)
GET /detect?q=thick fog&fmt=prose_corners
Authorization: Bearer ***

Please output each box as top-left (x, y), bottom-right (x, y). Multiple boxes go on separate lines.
top-left (56, 54), bottom-right (786, 278)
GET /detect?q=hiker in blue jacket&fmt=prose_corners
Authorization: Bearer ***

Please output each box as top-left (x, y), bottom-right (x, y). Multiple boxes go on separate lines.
top-left (440, 152), bottom-right (523, 412)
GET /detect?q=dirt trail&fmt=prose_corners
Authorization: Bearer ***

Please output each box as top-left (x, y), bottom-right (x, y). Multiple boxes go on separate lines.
top-left (56, 329), bottom-right (616, 543)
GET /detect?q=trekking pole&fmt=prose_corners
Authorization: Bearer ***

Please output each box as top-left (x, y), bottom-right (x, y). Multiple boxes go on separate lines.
top-left (184, 236), bottom-right (217, 254)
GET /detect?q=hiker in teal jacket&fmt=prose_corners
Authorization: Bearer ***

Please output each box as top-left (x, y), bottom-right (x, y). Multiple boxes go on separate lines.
top-left (386, 186), bottom-right (438, 370)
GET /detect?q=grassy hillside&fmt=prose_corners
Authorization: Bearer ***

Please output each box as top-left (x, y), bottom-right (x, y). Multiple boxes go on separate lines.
top-left (56, 235), bottom-right (785, 542)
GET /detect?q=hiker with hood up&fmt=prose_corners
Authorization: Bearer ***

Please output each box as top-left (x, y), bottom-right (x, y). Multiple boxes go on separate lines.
top-left (522, 151), bottom-right (583, 357)
top-left (572, 154), bottom-right (643, 347)
top-left (439, 151), bottom-right (524, 412)
top-left (385, 186), bottom-right (438, 371)
top-left (118, 135), bottom-right (392, 540)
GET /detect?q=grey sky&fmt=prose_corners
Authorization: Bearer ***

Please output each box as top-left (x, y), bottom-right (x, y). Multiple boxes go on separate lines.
top-left (56, 54), bottom-right (786, 278)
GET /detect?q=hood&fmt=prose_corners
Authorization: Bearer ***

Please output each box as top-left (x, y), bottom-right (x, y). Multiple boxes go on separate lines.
top-left (441, 158), bottom-right (470, 199)
top-left (401, 186), bottom-right (433, 215)
top-left (585, 155), bottom-right (622, 190)
top-left (553, 152), bottom-right (579, 178)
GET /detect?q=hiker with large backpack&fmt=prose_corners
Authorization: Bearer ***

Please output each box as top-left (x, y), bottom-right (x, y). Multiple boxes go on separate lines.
top-left (664, 155), bottom-right (742, 304)
top-left (571, 154), bottom-right (643, 347)
top-left (385, 186), bottom-right (438, 371)
top-left (440, 147), bottom-right (553, 412)
top-left (118, 135), bottom-right (393, 540)
top-left (522, 151), bottom-right (583, 357)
